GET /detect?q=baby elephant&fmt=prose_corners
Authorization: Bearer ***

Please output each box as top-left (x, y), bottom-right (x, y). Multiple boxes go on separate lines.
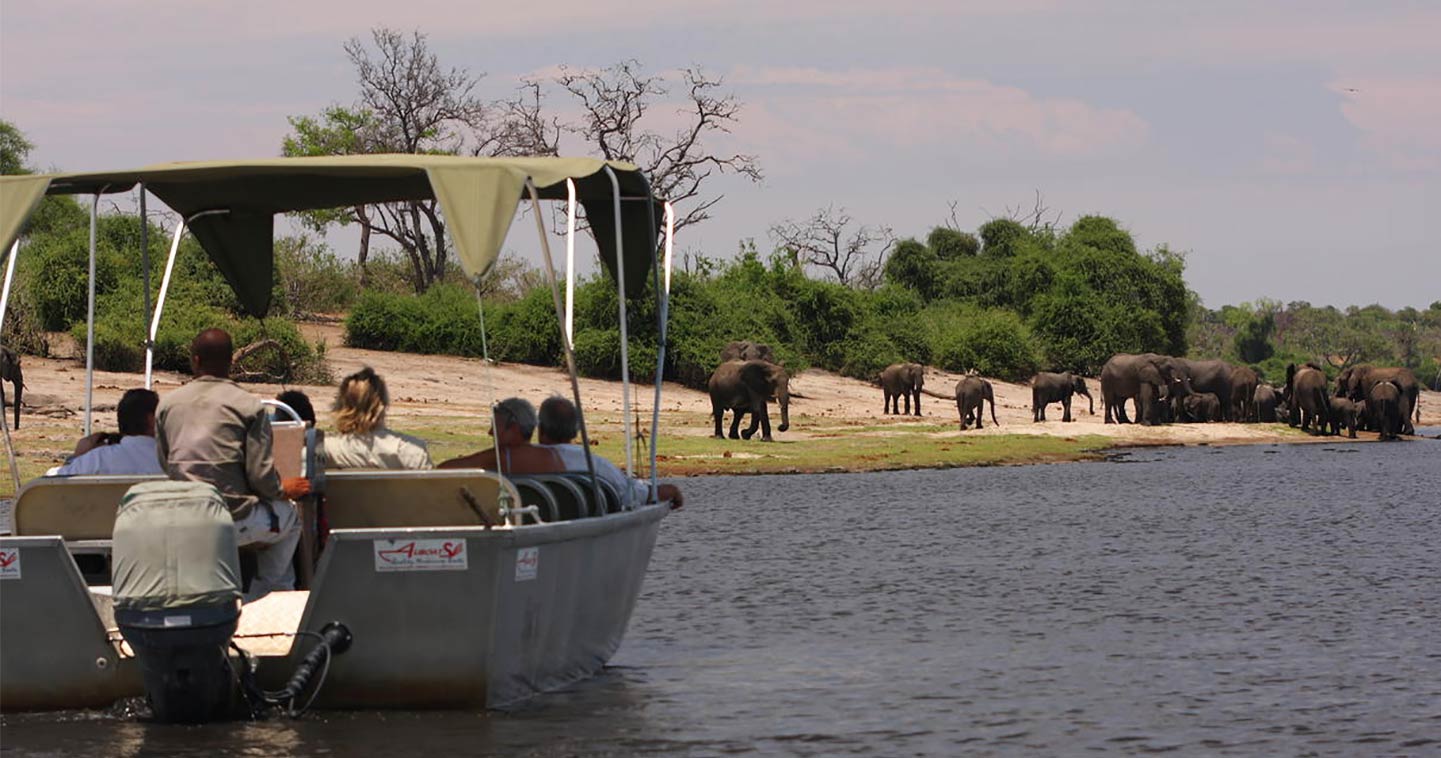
top-left (1327, 396), bottom-right (1362, 439)
top-left (1181, 392), bottom-right (1222, 422)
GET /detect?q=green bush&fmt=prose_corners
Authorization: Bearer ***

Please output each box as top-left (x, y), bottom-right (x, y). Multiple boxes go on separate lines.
top-left (275, 235), bottom-right (360, 316)
top-left (73, 283), bottom-right (329, 383)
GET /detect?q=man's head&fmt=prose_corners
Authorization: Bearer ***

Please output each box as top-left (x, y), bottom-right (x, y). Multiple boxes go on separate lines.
top-left (190, 329), bottom-right (233, 378)
top-left (276, 390), bottom-right (317, 426)
top-left (537, 395), bottom-right (579, 445)
top-left (117, 388), bottom-right (159, 437)
top-left (491, 397), bottom-right (537, 445)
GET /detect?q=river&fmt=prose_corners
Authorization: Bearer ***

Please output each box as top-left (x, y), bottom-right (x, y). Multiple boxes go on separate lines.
top-left (3, 435), bottom-right (1439, 756)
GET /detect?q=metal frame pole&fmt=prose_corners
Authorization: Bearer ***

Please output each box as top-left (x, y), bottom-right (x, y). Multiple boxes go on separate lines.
top-left (0, 241), bottom-right (18, 335)
top-left (648, 202), bottom-right (674, 501)
top-left (146, 218), bottom-right (187, 389)
top-left (565, 178), bottom-right (577, 344)
top-left (524, 180), bottom-right (604, 509)
top-left (84, 194), bottom-right (100, 436)
top-left (602, 167), bottom-right (634, 506)
top-left (139, 185), bottom-right (150, 346)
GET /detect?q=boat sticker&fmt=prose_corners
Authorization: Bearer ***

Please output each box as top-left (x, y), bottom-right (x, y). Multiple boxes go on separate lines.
top-left (0, 547), bottom-right (19, 580)
top-left (373, 539), bottom-right (467, 572)
top-left (515, 547), bottom-right (539, 581)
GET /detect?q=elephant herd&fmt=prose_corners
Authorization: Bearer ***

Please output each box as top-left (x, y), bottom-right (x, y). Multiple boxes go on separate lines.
top-left (1096, 352), bottom-right (1420, 440)
top-left (705, 340), bottom-right (1421, 444)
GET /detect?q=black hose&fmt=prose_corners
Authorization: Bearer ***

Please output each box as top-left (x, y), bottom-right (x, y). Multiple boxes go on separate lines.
top-left (263, 622), bottom-right (352, 716)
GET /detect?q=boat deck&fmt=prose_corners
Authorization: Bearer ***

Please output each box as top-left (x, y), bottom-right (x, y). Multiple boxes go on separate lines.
top-left (91, 588), bottom-right (308, 658)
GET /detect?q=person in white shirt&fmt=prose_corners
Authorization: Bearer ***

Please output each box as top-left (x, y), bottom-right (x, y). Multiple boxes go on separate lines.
top-left (320, 367), bottom-right (432, 470)
top-left (535, 395), bottom-right (684, 510)
top-left (48, 388), bottom-right (164, 477)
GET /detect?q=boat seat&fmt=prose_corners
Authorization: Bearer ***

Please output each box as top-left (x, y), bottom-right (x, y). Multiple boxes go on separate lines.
top-left (323, 469), bottom-right (522, 529)
top-left (509, 479), bottom-right (560, 524)
top-left (557, 473), bottom-right (624, 514)
top-left (513, 475), bottom-right (592, 520)
top-left (12, 475), bottom-right (166, 542)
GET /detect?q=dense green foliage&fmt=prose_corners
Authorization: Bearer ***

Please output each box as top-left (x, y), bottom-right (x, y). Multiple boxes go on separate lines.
top-left (8, 207), bottom-right (330, 382)
top-left (1189, 299), bottom-right (1441, 387)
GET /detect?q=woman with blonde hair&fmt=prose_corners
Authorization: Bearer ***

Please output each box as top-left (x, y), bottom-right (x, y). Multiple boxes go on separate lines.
top-left (321, 367), bottom-right (432, 469)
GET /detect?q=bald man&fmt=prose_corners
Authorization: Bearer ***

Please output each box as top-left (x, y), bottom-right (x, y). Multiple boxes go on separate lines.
top-left (155, 329), bottom-right (309, 602)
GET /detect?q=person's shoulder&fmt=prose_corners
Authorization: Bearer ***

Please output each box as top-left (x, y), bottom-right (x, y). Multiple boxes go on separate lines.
top-left (382, 428), bottom-right (430, 450)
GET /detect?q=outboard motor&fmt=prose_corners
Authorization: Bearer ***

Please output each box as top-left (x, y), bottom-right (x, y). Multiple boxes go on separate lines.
top-left (112, 481), bottom-right (242, 723)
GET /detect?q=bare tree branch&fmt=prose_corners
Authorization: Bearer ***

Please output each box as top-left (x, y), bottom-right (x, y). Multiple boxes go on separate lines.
top-left (769, 206), bottom-right (894, 288)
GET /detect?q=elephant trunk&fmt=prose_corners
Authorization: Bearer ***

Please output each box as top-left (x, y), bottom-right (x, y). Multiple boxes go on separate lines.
top-left (1076, 380), bottom-right (1094, 415)
top-left (776, 383), bottom-right (790, 433)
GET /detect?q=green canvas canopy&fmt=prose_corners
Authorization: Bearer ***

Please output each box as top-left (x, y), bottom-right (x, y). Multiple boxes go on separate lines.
top-left (0, 155), bottom-right (662, 316)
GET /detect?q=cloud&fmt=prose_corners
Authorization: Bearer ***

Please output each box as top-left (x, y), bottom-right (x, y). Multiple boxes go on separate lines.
top-left (1330, 78), bottom-right (1441, 171)
top-left (730, 66), bottom-right (1148, 170)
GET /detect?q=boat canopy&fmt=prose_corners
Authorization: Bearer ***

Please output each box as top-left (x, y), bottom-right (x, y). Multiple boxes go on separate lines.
top-left (0, 155), bottom-right (661, 316)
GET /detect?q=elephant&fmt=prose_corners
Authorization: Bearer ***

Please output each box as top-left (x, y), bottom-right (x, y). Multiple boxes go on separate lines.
top-left (1337, 365), bottom-right (1419, 435)
top-left (1366, 380), bottom-right (1404, 441)
top-left (880, 362), bottom-right (925, 416)
top-left (1285, 363), bottom-right (1330, 435)
top-left (708, 359), bottom-right (791, 442)
top-left (1030, 371), bottom-right (1093, 422)
top-left (1253, 384), bottom-right (1279, 423)
top-left (1181, 392), bottom-right (1222, 422)
top-left (955, 375), bottom-right (998, 430)
top-left (1177, 359), bottom-right (1237, 422)
top-left (720, 340), bottom-right (776, 364)
top-left (1327, 397), bottom-right (1362, 439)
top-left (0, 345), bottom-right (20, 429)
top-left (1100, 353), bottom-right (1190, 426)
top-left (1228, 365), bottom-right (1260, 422)
top-left (1275, 399), bottom-right (1291, 425)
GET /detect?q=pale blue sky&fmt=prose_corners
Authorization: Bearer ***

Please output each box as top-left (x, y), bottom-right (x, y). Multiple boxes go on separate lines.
top-left (2, 0), bottom-right (1437, 308)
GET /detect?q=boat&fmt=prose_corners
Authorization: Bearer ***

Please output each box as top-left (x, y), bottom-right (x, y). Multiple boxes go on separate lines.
top-left (0, 156), bottom-right (678, 715)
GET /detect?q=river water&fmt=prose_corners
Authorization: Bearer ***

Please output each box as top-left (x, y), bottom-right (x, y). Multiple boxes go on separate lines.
top-left (4, 436), bottom-right (1439, 756)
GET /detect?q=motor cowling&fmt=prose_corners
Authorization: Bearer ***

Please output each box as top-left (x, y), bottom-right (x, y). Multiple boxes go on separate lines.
top-left (112, 481), bottom-right (242, 723)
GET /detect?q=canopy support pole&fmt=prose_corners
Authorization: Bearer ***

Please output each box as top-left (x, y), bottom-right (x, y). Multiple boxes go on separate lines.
top-left (524, 180), bottom-right (603, 509)
top-left (139, 185), bottom-right (150, 349)
top-left (84, 193), bottom-right (101, 436)
top-left (1, 241), bottom-right (20, 495)
top-left (602, 167), bottom-right (635, 507)
top-left (147, 218), bottom-right (186, 389)
top-left (0, 241), bottom-right (18, 336)
top-left (649, 202), bottom-right (674, 502)
top-left (145, 210), bottom-right (227, 389)
top-left (564, 178), bottom-right (577, 345)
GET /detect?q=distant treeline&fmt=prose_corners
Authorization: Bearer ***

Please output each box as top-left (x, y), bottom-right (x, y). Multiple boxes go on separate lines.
top-left (8, 199), bottom-right (1437, 393)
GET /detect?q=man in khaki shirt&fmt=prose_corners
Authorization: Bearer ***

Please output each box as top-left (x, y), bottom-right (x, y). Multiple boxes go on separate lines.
top-left (156, 329), bottom-right (309, 601)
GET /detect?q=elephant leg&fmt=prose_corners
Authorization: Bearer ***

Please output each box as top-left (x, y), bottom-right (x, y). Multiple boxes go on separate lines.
top-left (913, 391), bottom-right (921, 417)
top-left (1062, 397), bottom-right (1072, 423)
top-left (729, 410), bottom-right (744, 439)
top-left (741, 403), bottom-right (764, 440)
top-left (712, 402), bottom-right (725, 438)
top-left (758, 405), bottom-right (774, 442)
top-left (902, 393), bottom-right (911, 415)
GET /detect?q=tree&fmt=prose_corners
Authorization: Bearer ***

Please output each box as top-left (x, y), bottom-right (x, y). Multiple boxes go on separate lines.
top-left (770, 206), bottom-right (893, 288)
top-left (1, 120), bottom-right (34, 175)
top-left (883, 238), bottom-right (940, 300)
top-left (553, 61), bottom-right (762, 232)
top-left (977, 218), bottom-right (1029, 258)
top-left (926, 227), bottom-right (979, 260)
top-left (282, 28), bottom-right (490, 292)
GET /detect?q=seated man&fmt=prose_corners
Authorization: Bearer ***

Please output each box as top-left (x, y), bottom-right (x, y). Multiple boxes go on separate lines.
top-left (437, 397), bottom-right (562, 474)
top-left (155, 329), bottom-right (309, 602)
top-left (47, 388), bottom-right (164, 477)
top-left (536, 395), bottom-right (684, 510)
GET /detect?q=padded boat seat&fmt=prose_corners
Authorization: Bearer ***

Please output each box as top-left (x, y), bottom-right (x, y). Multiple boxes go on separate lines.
top-left (12, 475), bottom-right (166, 541)
top-left (323, 469), bottom-right (522, 529)
top-left (510, 475), bottom-right (614, 520)
top-left (558, 473), bottom-right (624, 514)
top-left (510, 479), bottom-right (560, 524)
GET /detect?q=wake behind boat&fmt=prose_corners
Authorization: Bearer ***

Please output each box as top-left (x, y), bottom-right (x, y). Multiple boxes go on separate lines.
top-left (0, 156), bottom-right (679, 717)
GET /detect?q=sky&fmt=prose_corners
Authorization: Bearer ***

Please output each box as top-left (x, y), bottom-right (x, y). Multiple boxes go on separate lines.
top-left (2, 0), bottom-right (1437, 309)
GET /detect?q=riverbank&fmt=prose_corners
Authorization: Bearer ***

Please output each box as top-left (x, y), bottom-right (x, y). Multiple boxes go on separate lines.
top-left (4, 322), bottom-right (1436, 490)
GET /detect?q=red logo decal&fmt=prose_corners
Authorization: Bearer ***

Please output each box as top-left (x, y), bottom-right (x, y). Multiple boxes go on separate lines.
top-left (0, 551), bottom-right (16, 569)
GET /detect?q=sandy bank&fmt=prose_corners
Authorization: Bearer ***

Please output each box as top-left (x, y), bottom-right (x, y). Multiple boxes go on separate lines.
top-left (3, 322), bottom-right (1436, 488)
